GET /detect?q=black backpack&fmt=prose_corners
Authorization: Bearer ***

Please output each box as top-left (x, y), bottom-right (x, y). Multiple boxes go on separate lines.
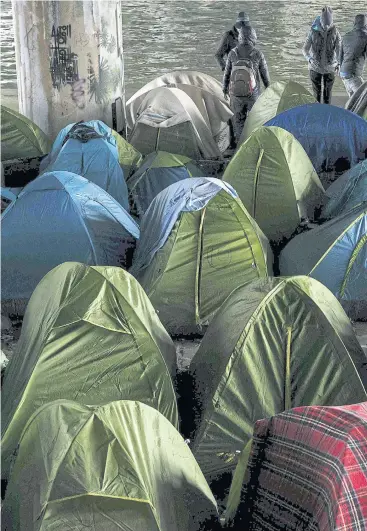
top-left (229, 49), bottom-right (257, 97)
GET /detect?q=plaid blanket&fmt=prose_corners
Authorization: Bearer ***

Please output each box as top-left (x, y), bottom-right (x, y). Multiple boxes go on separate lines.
top-left (233, 403), bottom-right (367, 531)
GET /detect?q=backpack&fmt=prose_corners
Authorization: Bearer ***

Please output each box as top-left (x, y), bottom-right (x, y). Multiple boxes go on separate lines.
top-left (229, 50), bottom-right (257, 97)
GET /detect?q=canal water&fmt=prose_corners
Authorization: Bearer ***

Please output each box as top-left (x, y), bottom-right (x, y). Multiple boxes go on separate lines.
top-left (1, 0), bottom-right (365, 109)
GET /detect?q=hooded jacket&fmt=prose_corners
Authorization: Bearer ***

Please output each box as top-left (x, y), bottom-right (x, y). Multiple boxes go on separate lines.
top-left (340, 15), bottom-right (367, 78)
top-left (303, 16), bottom-right (342, 74)
top-left (215, 22), bottom-right (257, 71)
top-left (222, 31), bottom-right (270, 97)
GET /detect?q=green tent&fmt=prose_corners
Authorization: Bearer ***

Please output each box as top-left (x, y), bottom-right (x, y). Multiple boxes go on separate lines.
top-left (223, 126), bottom-right (325, 242)
top-left (111, 129), bottom-right (143, 177)
top-left (132, 179), bottom-right (273, 336)
top-left (127, 151), bottom-right (204, 216)
top-left (3, 399), bottom-right (218, 530)
top-left (1, 105), bottom-right (51, 161)
top-left (190, 276), bottom-right (367, 484)
top-left (239, 81), bottom-right (316, 144)
top-left (2, 262), bottom-right (178, 478)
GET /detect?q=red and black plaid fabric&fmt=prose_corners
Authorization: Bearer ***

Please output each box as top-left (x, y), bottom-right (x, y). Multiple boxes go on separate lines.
top-left (234, 403), bottom-right (367, 531)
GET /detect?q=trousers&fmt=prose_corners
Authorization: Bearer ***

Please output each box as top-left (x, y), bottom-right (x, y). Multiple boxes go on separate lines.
top-left (342, 76), bottom-right (364, 98)
top-left (309, 70), bottom-right (335, 104)
top-left (230, 95), bottom-right (257, 143)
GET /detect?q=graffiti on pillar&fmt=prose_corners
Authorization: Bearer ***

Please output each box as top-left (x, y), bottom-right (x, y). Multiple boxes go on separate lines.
top-left (87, 53), bottom-right (120, 107)
top-left (49, 24), bottom-right (79, 89)
top-left (94, 19), bottom-right (117, 53)
top-left (71, 78), bottom-right (86, 109)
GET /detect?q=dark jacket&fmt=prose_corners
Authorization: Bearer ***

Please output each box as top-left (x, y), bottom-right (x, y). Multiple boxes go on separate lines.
top-left (340, 19), bottom-right (367, 78)
top-left (303, 16), bottom-right (341, 74)
top-left (215, 23), bottom-right (257, 71)
top-left (222, 43), bottom-right (270, 96)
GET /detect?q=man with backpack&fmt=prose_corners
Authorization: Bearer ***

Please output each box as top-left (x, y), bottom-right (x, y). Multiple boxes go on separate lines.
top-left (222, 26), bottom-right (270, 145)
top-left (339, 14), bottom-right (367, 98)
top-left (215, 12), bottom-right (257, 72)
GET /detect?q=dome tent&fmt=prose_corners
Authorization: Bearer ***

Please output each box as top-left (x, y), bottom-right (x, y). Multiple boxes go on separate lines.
top-left (3, 400), bottom-right (217, 531)
top-left (129, 87), bottom-right (223, 160)
top-left (265, 103), bottom-right (367, 175)
top-left (127, 151), bottom-right (204, 217)
top-left (131, 178), bottom-right (273, 336)
top-left (126, 70), bottom-right (233, 152)
top-left (39, 120), bottom-right (130, 210)
top-left (223, 126), bottom-right (325, 242)
top-left (1, 171), bottom-right (139, 315)
top-left (239, 80), bottom-right (316, 144)
top-left (190, 277), bottom-right (367, 485)
top-left (323, 160), bottom-right (367, 219)
top-left (41, 119), bottom-right (142, 178)
top-left (1, 262), bottom-right (178, 478)
top-left (1, 104), bottom-right (51, 161)
top-left (280, 204), bottom-right (367, 320)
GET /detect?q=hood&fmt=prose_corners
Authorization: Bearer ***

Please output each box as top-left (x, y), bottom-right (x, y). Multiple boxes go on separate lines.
top-left (237, 25), bottom-right (257, 45)
top-left (354, 14), bottom-right (367, 30)
top-left (311, 15), bottom-right (334, 32)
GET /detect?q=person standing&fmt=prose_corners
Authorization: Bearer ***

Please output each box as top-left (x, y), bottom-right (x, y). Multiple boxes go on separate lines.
top-left (222, 26), bottom-right (270, 145)
top-left (340, 14), bottom-right (367, 98)
top-left (302, 6), bottom-right (341, 104)
top-left (215, 12), bottom-right (257, 72)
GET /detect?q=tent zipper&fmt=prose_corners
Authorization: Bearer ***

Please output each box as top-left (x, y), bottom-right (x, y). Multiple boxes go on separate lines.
top-left (253, 149), bottom-right (264, 219)
top-left (284, 326), bottom-right (292, 411)
top-left (195, 207), bottom-right (206, 326)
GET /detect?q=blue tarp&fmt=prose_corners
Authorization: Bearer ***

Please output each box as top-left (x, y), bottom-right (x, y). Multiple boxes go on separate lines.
top-left (131, 177), bottom-right (237, 275)
top-left (323, 160), bottom-right (367, 218)
top-left (39, 121), bottom-right (129, 211)
top-left (265, 104), bottom-right (367, 174)
top-left (2, 171), bottom-right (139, 307)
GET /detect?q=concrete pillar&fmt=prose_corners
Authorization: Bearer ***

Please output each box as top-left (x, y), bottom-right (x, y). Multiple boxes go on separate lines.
top-left (12, 0), bottom-right (124, 141)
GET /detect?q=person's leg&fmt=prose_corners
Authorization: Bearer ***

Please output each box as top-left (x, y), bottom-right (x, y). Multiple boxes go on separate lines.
top-left (343, 76), bottom-right (364, 98)
top-left (323, 72), bottom-right (335, 104)
top-left (309, 70), bottom-right (322, 102)
top-left (231, 96), bottom-right (247, 145)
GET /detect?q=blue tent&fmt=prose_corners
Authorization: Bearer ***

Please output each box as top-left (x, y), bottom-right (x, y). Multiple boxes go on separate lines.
top-left (40, 121), bottom-right (129, 211)
top-left (323, 160), bottom-right (367, 219)
top-left (280, 204), bottom-right (367, 320)
top-left (1, 171), bottom-right (139, 314)
top-left (127, 151), bottom-right (204, 217)
top-left (265, 104), bottom-right (367, 175)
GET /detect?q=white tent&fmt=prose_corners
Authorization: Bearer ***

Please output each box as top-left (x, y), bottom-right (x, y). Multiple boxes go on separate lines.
top-left (129, 86), bottom-right (223, 160)
top-left (126, 71), bottom-right (233, 151)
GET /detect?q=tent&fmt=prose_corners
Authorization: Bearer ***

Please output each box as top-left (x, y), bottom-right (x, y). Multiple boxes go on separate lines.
top-left (265, 103), bottom-right (367, 175)
top-left (1, 262), bottom-right (178, 478)
top-left (239, 81), bottom-right (316, 144)
top-left (129, 87), bottom-right (223, 160)
top-left (1, 105), bottom-right (51, 161)
top-left (190, 276), bottom-right (367, 484)
top-left (40, 120), bottom-right (142, 178)
top-left (226, 403), bottom-right (367, 529)
top-left (131, 178), bottom-right (272, 335)
top-left (1, 171), bottom-right (139, 315)
top-left (3, 399), bottom-right (217, 530)
top-left (280, 204), bottom-right (367, 320)
top-left (223, 126), bottom-right (325, 242)
top-left (127, 151), bottom-right (204, 217)
top-left (345, 80), bottom-right (367, 120)
top-left (126, 70), bottom-right (233, 152)
top-left (323, 160), bottom-right (367, 218)
top-left (39, 121), bottom-right (131, 210)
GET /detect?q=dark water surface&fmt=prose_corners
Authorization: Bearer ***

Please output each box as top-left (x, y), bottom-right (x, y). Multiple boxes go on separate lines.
top-left (1, 0), bottom-right (364, 107)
